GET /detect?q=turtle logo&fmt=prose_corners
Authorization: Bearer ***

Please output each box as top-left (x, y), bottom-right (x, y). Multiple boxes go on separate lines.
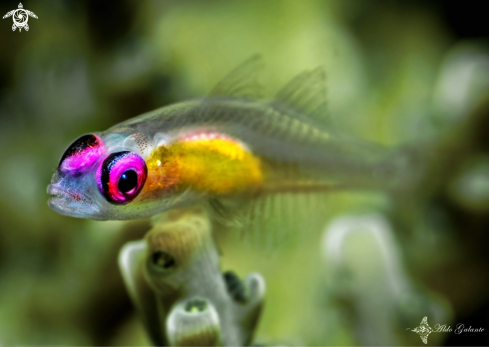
top-left (407, 316), bottom-right (433, 344)
top-left (3, 3), bottom-right (38, 32)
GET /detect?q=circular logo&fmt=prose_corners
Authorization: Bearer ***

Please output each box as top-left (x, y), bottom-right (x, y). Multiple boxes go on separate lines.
top-left (13, 9), bottom-right (28, 27)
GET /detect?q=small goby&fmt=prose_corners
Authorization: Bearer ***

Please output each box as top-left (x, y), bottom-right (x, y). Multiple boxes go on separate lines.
top-left (47, 56), bottom-right (406, 222)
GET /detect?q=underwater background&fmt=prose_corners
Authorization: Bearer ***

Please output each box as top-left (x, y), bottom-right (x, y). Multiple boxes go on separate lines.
top-left (0, 0), bottom-right (488, 345)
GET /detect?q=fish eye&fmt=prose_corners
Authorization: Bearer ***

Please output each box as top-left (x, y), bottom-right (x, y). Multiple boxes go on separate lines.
top-left (98, 151), bottom-right (147, 204)
top-left (59, 134), bottom-right (103, 171)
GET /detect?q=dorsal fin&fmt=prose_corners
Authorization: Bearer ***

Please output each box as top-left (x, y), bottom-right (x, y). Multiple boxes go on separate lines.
top-left (207, 55), bottom-right (265, 100)
top-left (273, 67), bottom-right (328, 125)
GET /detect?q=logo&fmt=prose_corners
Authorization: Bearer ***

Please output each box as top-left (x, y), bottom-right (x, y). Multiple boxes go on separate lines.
top-left (407, 316), bottom-right (433, 344)
top-left (407, 316), bottom-right (485, 344)
top-left (3, 3), bottom-right (37, 32)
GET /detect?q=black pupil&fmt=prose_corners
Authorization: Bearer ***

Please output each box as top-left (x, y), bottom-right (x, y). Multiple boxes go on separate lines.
top-left (118, 170), bottom-right (138, 193)
top-left (152, 251), bottom-right (175, 269)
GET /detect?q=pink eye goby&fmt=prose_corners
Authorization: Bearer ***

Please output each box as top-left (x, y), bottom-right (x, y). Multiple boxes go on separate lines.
top-left (98, 151), bottom-right (147, 204)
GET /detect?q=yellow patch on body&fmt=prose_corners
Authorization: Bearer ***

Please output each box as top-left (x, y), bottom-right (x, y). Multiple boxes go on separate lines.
top-left (143, 137), bottom-right (263, 197)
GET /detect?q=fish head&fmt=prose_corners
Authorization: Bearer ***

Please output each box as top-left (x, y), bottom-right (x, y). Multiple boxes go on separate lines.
top-left (47, 131), bottom-right (191, 220)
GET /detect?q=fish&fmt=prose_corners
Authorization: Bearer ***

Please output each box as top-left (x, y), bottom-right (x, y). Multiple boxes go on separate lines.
top-left (47, 56), bottom-right (412, 235)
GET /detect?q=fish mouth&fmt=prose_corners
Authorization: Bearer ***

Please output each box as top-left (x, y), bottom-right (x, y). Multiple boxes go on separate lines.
top-left (47, 184), bottom-right (66, 197)
top-left (47, 184), bottom-right (99, 217)
top-left (47, 185), bottom-right (74, 203)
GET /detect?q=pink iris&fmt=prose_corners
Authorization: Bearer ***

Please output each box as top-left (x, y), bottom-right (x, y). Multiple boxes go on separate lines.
top-left (97, 151), bottom-right (147, 204)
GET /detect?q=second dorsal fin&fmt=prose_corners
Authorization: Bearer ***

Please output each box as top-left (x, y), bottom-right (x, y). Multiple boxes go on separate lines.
top-left (273, 67), bottom-right (328, 125)
top-left (207, 55), bottom-right (265, 100)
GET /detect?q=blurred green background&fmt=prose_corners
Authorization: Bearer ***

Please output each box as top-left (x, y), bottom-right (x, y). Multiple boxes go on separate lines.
top-left (0, 0), bottom-right (488, 345)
